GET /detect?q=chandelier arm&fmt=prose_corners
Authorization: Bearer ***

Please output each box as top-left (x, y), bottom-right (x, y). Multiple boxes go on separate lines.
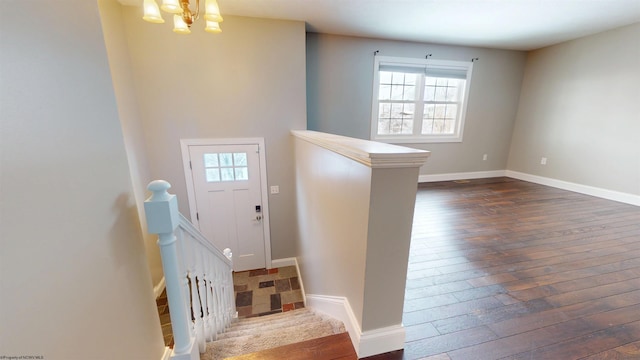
top-left (180, 0), bottom-right (194, 25)
top-left (194, 0), bottom-right (200, 21)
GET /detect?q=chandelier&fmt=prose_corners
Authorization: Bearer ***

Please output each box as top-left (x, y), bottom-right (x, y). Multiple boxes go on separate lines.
top-left (143, 0), bottom-right (223, 34)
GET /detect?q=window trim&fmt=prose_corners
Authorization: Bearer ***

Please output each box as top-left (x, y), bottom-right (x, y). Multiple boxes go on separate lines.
top-left (370, 56), bottom-right (474, 144)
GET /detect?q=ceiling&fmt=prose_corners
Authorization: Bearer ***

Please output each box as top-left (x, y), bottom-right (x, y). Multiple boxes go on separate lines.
top-left (121, 0), bottom-right (640, 50)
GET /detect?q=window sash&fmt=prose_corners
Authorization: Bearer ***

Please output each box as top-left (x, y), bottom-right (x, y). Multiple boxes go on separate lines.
top-left (371, 56), bottom-right (472, 143)
top-left (379, 64), bottom-right (468, 80)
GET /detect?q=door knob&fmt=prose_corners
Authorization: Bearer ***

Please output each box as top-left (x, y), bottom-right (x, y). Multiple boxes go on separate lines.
top-left (256, 215), bottom-right (262, 221)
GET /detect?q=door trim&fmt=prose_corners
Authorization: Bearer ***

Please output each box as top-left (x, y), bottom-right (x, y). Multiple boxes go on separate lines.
top-left (180, 137), bottom-right (272, 269)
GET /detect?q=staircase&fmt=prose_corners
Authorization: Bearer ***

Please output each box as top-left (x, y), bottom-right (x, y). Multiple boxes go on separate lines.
top-left (157, 292), bottom-right (355, 359)
top-left (201, 308), bottom-right (349, 359)
top-left (155, 272), bottom-right (354, 359)
top-left (146, 180), bottom-right (355, 360)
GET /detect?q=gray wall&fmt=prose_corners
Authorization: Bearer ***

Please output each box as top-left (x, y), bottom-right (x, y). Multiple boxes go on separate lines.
top-left (119, 11), bottom-right (308, 260)
top-left (0, 0), bottom-right (164, 358)
top-left (306, 33), bottom-right (527, 176)
top-left (99, 0), bottom-right (163, 288)
top-left (508, 23), bottom-right (640, 195)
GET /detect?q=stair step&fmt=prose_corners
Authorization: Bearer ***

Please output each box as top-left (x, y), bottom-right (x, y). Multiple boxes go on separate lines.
top-left (213, 317), bottom-right (341, 347)
top-left (220, 314), bottom-right (325, 339)
top-left (224, 333), bottom-right (357, 360)
top-left (228, 311), bottom-right (317, 331)
top-left (203, 309), bottom-right (346, 360)
top-left (233, 308), bottom-right (311, 325)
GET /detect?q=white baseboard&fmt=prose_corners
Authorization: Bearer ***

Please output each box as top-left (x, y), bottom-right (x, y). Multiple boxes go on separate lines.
top-left (360, 325), bottom-right (406, 358)
top-left (506, 170), bottom-right (640, 206)
top-left (306, 294), bottom-right (405, 358)
top-left (154, 277), bottom-right (166, 299)
top-left (271, 257), bottom-right (297, 267)
top-left (416, 169), bottom-right (639, 207)
top-left (419, 170), bottom-right (506, 183)
top-left (273, 257), bottom-right (306, 305)
top-left (306, 294), bottom-right (361, 352)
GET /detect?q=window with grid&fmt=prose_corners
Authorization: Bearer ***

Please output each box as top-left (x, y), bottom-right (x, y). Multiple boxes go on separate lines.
top-left (371, 56), bottom-right (473, 143)
top-left (203, 152), bottom-right (249, 182)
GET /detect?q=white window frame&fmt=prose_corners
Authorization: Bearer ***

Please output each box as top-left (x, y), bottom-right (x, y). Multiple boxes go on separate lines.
top-left (370, 56), bottom-right (473, 144)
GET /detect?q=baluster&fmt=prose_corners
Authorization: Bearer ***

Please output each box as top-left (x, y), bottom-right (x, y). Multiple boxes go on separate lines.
top-left (186, 237), bottom-right (205, 352)
top-left (203, 253), bottom-right (216, 341)
top-left (221, 261), bottom-right (229, 329)
top-left (195, 245), bottom-right (208, 351)
top-left (177, 227), bottom-right (196, 344)
top-left (211, 261), bottom-right (219, 334)
top-left (212, 255), bottom-right (220, 335)
top-left (224, 248), bottom-right (235, 326)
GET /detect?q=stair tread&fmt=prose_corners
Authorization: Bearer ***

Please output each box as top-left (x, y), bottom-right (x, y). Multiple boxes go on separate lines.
top-left (220, 314), bottom-right (325, 338)
top-left (203, 309), bottom-right (346, 360)
top-left (224, 333), bottom-right (357, 360)
top-left (229, 311), bottom-right (317, 329)
top-left (214, 316), bottom-right (343, 345)
top-left (234, 308), bottom-right (311, 324)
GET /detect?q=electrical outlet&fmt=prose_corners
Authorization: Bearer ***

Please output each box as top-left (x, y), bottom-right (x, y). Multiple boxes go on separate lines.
top-left (540, 157), bottom-right (547, 165)
top-left (482, 154), bottom-right (488, 161)
top-left (270, 185), bottom-right (280, 194)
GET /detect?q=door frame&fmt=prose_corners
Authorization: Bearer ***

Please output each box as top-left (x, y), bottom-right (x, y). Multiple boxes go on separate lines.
top-left (180, 137), bottom-right (272, 270)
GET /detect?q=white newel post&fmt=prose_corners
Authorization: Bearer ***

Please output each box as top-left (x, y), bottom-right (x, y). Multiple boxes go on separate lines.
top-left (145, 180), bottom-right (199, 360)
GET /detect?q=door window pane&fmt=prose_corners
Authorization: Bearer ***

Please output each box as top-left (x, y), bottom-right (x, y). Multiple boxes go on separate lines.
top-left (205, 168), bottom-right (220, 182)
top-left (234, 167), bottom-right (248, 181)
top-left (204, 153), bottom-right (219, 167)
top-left (220, 167), bottom-right (235, 181)
top-left (233, 153), bottom-right (247, 166)
top-left (219, 153), bottom-right (233, 167)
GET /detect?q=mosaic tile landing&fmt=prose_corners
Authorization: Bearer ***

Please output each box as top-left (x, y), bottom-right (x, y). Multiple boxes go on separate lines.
top-left (233, 266), bottom-right (304, 318)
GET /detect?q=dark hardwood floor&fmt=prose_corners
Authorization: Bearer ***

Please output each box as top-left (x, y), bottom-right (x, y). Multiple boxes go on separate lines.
top-left (239, 177), bottom-right (640, 359)
top-left (394, 177), bottom-right (640, 360)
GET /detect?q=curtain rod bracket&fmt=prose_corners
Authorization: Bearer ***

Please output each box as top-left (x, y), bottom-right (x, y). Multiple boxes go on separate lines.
top-left (472, 57), bottom-right (479, 62)
top-left (374, 50), bottom-right (380, 56)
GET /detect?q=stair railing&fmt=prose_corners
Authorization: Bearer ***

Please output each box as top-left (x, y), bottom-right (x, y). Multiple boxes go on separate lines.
top-left (145, 180), bottom-right (236, 360)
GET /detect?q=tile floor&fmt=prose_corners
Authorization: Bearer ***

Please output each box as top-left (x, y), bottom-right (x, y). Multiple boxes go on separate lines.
top-left (233, 266), bottom-right (305, 318)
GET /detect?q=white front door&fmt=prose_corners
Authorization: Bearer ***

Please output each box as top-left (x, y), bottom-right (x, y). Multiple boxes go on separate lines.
top-left (187, 143), bottom-right (267, 271)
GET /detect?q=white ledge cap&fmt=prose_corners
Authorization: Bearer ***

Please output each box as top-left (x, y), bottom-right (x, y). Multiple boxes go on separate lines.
top-left (292, 130), bottom-right (430, 168)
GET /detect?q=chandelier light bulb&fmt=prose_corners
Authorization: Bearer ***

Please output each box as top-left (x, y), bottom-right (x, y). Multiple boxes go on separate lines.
top-left (204, 0), bottom-right (224, 22)
top-left (205, 20), bottom-right (222, 33)
top-left (173, 15), bottom-right (191, 34)
top-left (143, 0), bottom-right (165, 23)
top-left (161, 0), bottom-right (183, 14)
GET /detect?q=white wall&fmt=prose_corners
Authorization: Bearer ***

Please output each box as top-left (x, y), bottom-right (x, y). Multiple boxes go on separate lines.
top-left (508, 23), bottom-right (640, 196)
top-left (294, 138), bottom-right (371, 326)
top-left (98, 0), bottom-right (163, 289)
top-left (362, 167), bottom-right (420, 331)
top-left (293, 131), bottom-right (427, 336)
top-left (120, 10), bottom-right (307, 260)
top-left (306, 33), bottom-right (527, 176)
top-left (0, 1), bottom-right (165, 359)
